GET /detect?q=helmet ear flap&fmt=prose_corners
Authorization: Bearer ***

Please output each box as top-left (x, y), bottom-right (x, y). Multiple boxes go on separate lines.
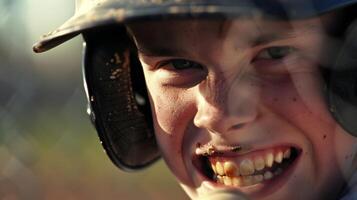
top-left (325, 19), bottom-right (357, 137)
top-left (82, 26), bottom-right (160, 171)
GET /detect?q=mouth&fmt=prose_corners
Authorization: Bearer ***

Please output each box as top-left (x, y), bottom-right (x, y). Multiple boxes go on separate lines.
top-left (193, 145), bottom-right (301, 187)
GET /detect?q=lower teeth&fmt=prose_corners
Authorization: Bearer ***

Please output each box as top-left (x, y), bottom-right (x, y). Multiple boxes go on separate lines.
top-left (216, 170), bottom-right (276, 187)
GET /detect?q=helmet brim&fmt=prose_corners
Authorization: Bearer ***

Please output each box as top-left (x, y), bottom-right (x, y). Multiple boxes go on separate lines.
top-left (33, 0), bottom-right (357, 53)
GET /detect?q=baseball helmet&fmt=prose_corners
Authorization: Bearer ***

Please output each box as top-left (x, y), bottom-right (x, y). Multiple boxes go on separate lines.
top-left (33, 0), bottom-right (357, 171)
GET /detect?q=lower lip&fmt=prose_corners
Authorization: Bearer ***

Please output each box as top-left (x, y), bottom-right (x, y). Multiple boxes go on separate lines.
top-left (199, 152), bottom-right (301, 198)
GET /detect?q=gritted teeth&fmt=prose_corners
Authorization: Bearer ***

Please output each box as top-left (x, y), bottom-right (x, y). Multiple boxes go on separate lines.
top-left (216, 172), bottom-right (275, 187)
top-left (211, 148), bottom-right (292, 176)
top-left (206, 147), bottom-right (297, 187)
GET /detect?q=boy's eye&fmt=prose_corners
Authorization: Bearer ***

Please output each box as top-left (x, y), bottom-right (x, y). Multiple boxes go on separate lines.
top-left (255, 46), bottom-right (295, 60)
top-left (252, 46), bottom-right (299, 80)
top-left (160, 59), bottom-right (203, 70)
top-left (153, 58), bottom-right (206, 87)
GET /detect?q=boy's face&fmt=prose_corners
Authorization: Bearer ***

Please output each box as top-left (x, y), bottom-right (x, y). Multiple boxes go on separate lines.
top-left (128, 15), bottom-right (357, 200)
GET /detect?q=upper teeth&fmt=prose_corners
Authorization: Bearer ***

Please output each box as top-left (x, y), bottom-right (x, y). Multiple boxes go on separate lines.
top-left (240, 159), bottom-right (254, 176)
top-left (210, 148), bottom-right (292, 187)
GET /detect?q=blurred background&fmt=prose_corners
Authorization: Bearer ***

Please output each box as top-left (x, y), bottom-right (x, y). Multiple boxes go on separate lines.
top-left (0, 0), bottom-right (187, 199)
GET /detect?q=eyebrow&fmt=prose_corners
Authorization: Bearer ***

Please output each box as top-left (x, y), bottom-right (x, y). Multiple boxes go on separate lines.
top-left (254, 24), bottom-right (321, 46)
top-left (136, 26), bottom-right (315, 57)
top-left (135, 35), bottom-right (284, 57)
top-left (258, 29), bottom-right (305, 45)
top-left (137, 46), bottom-right (190, 57)
top-left (136, 34), bottom-right (291, 58)
top-left (253, 33), bottom-right (292, 46)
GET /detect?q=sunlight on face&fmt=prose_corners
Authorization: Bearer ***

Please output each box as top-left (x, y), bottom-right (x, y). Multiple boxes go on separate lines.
top-left (127, 14), bottom-right (357, 200)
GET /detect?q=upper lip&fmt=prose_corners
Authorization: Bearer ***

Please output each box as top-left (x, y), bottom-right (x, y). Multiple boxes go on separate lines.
top-left (195, 143), bottom-right (253, 157)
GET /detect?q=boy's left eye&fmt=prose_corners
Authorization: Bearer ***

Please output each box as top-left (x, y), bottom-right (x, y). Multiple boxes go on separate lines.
top-left (255, 46), bottom-right (296, 60)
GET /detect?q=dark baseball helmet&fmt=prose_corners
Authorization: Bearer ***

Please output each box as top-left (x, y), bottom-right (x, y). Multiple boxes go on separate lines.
top-left (33, 0), bottom-right (357, 171)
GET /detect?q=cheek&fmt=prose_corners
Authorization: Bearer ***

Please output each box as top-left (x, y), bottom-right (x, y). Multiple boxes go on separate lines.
top-left (262, 71), bottom-right (351, 177)
top-left (150, 87), bottom-right (196, 135)
top-left (262, 70), bottom-right (335, 137)
top-left (143, 68), bottom-right (197, 167)
top-left (146, 83), bottom-right (196, 153)
top-left (143, 70), bottom-right (197, 137)
top-left (147, 85), bottom-right (198, 184)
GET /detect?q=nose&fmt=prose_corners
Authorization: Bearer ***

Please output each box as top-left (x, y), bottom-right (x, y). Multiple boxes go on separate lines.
top-left (193, 74), bottom-right (259, 134)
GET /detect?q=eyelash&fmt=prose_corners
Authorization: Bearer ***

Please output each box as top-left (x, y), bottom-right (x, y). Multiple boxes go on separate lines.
top-left (158, 59), bottom-right (203, 71)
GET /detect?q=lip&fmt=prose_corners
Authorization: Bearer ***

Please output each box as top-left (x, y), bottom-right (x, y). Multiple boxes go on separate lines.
top-left (192, 144), bottom-right (302, 198)
top-left (195, 143), bottom-right (254, 157)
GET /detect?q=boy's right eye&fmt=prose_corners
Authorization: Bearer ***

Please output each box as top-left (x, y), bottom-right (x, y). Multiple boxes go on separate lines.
top-left (150, 58), bottom-right (206, 87)
top-left (159, 59), bottom-right (203, 70)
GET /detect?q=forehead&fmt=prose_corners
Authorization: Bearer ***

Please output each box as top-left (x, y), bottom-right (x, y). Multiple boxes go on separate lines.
top-left (126, 15), bottom-right (334, 56)
top-left (127, 19), bottom-right (291, 43)
top-left (127, 18), bottom-right (323, 40)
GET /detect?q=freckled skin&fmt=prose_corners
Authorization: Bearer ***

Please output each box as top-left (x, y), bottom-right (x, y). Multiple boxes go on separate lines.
top-left (128, 15), bottom-right (357, 200)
